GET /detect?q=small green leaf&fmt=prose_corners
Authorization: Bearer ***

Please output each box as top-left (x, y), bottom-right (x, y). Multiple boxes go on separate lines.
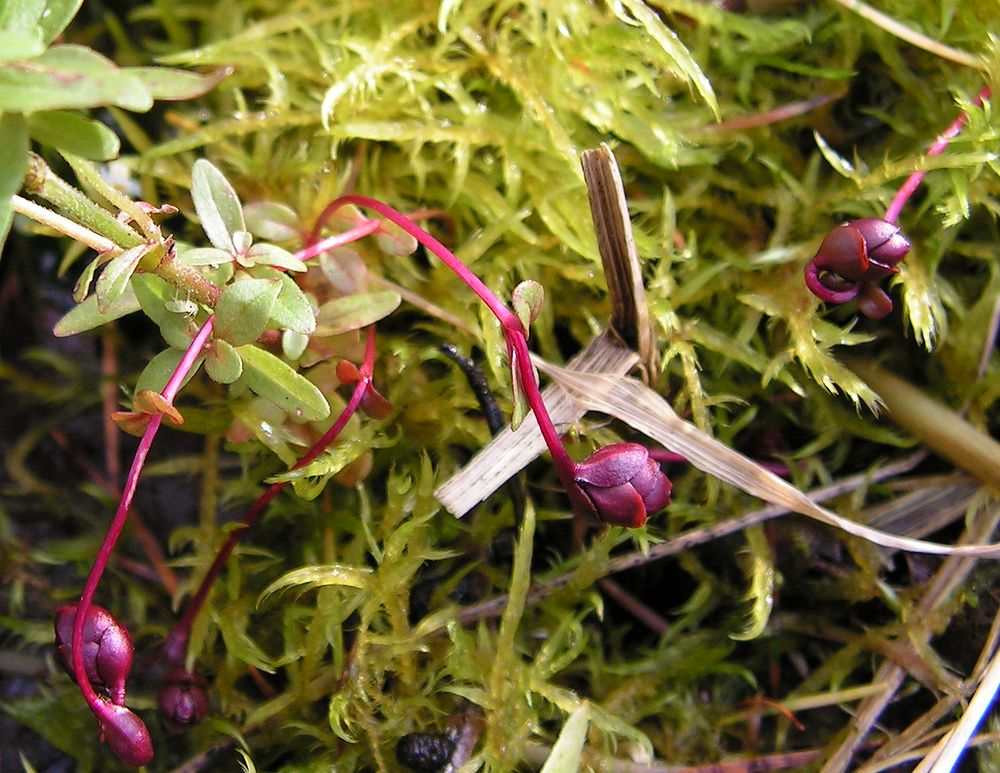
top-left (135, 347), bottom-right (204, 395)
top-left (0, 112), bottom-right (28, 250)
top-left (27, 110), bottom-right (119, 159)
top-left (540, 702), bottom-right (590, 773)
top-left (246, 242), bottom-right (307, 272)
top-left (315, 291), bottom-right (401, 336)
top-left (238, 344), bottom-right (330, 421)
top-left (0, 45), bottom-right (153, 113)
top-left (177, 246), bottom-right (232, 266)
top-left (269, 274), bottom-right (315, 334)
top-left (214, 277), bottom-right (281, 346)
top-left (127, 66), bottom-right (229, 100)
top-left (53, 283), bottom-right (140, 336)
top-left (509, 349), bottom-right (530, 431)
top-left (813, 131), bottom-right (860, 181)
top-left (95, 243), bottom-right (147, 312)
top-left (35, 0), bottom-right (83, 44)
top-left (281, 329), bottom-right (309, 361)
top-left (244, 201), bottom-right (300, 242)
top-left (512, 279), bottom-right (544, 330)
top-left (205, 339), bottom-right (243, 384)
top-left (191, 158), bottom-right (245, 251)
top-left (0, 28), bottom-right (44, 61)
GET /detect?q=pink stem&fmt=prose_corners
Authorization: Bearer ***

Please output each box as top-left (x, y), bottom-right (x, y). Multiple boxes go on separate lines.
top-left (319, 196), bottom-right (590, 514)
top-left (164, 326), bottom-right (378, 664)
top-left (72, 316), bottom-right (214, 712)
top-left (293, 220), bottom-right (381, 263)
top-left (884, 86), bottom-right (991, 224)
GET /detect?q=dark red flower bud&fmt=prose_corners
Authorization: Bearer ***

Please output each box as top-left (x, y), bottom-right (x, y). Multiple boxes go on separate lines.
top-left (805, 218), bottom-right (910, 318)
top-left (157, 669), bottom-right (210, 733)
top-left (573, 443), bottom-right (672, 528)
top-left (856, 282), bottom-right (894, 320)
top-left (54, 605), bottom-right (133, 705)
top-left (98, 702), bottom-right (154, 767)
top-left (852, 217), bottom-right (910, 268)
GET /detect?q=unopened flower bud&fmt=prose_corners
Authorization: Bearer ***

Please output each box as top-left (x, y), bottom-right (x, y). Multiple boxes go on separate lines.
top-left (157, 669), bottom-right (210, 733)
top-left (573, 443), bottom-right (672, 528)
top-left (99, 702), bottom-right (154, 767)
top-left (54, 605), bottom-right (133, 705)
top-left (805, 218), bottom-right (910, 318)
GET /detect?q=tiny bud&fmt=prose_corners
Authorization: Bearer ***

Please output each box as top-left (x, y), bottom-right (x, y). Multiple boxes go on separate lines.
top-left (851, 217), bottom-right (910, 268)
top-left (574, 443), bottom-right (672, 528)
top-left (55, 605), bottom-right (133, 705)
top-left (157, 669), bottom-right (210, 733)
top-left (396, 732), bottom-right (456, 772)
top-left (856, 282), bottom-right (894, 320)
top-left (99, 702), bottom-right (154, 767)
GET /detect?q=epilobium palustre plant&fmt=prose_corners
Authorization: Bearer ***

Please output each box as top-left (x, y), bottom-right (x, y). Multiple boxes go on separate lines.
top-left (4, 1), bottom-right (1000, 771)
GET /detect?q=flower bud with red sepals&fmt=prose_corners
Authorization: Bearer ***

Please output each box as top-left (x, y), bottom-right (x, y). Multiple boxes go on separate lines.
top-left (573, 443), bottom-right (672, 528)
top-left (54, 604), bottom-right (133, 705)
top-left (805, 218), bottom-right (910, 314)
top-left (157, 669), bottom-right (210, 733)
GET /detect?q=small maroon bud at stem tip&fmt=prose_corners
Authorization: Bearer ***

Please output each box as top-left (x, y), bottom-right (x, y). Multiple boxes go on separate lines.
top-left (99, 703), bottom-right (154, 767)
top-left (573, 443), bottom-right (672, 528)
top-left (158, 669), bottom-right (210, 733)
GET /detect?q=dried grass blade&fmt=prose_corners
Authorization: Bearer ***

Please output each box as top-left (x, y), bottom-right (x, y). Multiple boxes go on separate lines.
top-left (540, 364), bottom-right (1000, 558)
top-left (435, 332), bottom-right (638, 517)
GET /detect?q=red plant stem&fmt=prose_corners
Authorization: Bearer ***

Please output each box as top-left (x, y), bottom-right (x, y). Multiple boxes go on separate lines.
top-left (294, 219), bottom-right (381, 263)
top-left (883, 85), bottom-right (991, 224)
top-left (318, 195), bottom-right (591, 516)
top-left (71, 317), bottom-right (214, 713)
top-left (164, 325), bottom-right (379, 665)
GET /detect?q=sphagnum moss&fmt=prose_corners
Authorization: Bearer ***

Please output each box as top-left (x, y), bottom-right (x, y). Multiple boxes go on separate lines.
top-left (2, 0), bottom-right (1000, 771)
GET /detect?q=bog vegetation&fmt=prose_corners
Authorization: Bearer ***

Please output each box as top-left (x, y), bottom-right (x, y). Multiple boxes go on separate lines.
top-left (1, 0), bottom-right (999, 771)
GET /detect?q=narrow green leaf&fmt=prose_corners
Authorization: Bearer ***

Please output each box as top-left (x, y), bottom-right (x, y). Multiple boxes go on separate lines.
top-left (540, 703), bottom-right (590, 773)
top-left (246, 242), bottom-right (307, 272)
top-left (0, 112), bottom-right (28, 250)
top-left (214, 277), bottom-right (281, 346)
top-left (95, 243), bottom-right (147, 312)
top-left (27, 110), bottom-right (119, 160)
top-left (191, 158), bottom-right (245, 251)
top-left (135, 347), bottom-right (203, 394)
top-left (269, 273), bottom-right (315, 334)
top-left (238, 344), bottom-right (330, 421)
top-left (71, 253), bottom-right (102, 302)
top-left (610, 0), bottom-right (718, 118)
top-left (258, 564), bottom-right (373, 605)
top-left (205, 339), bottom-right (243, 384)
top-left (177, 246), bottom-right (232, 266)
top-left (127, 66), bottom-right (229, 100)
top-left (53, 283), bottom-right (140, 336)
top-left (0, 45), bottom-right (153, 112)
top-left (315, 291), bottom-right (401, 336)
top-left (509, 350), bottom-right (530, 430)
top-left (512, 279), bottom-right (544, 330)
